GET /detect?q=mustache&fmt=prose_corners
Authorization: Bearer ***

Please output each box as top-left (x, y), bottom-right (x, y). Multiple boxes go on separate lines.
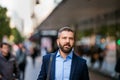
top-left (64, 43), bottom-right (71, 47)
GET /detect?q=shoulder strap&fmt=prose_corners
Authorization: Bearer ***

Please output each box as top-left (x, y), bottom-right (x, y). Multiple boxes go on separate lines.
top-left (46, 54), bottom-right (54, 80)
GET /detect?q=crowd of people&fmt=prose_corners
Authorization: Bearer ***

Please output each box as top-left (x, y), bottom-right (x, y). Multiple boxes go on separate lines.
top-left (0, 27), bottom-right (120, 80)
top-left (0, 42), bottom-right (39, 80)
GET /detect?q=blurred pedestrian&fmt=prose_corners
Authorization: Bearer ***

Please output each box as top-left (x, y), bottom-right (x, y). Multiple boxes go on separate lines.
top-left (0, 42), bottom-right (19, 80)
top-left (115, 57), bottom-right (120, 80)
top-left (37, 27), bottom-right (89, 80)
top-left (29, 46), bottom-right (38, 67)
top-left (16, 43), bottom-right (27, 80)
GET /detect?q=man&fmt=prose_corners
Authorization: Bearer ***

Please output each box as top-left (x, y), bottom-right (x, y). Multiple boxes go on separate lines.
top-left (16, 43), bottom-right (27, 80)
top-left (115, 57), bottom-right (120, 80)
top-left (37, 27), bottom-right (89, 80)
top-left (0, 42), bottom-right (19, 80)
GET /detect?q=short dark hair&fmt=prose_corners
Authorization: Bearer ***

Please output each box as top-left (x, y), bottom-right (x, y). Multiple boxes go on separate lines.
top-left (57, 26), bottom-right (74, 38)
top-left (0, 42), bottom-right (11, 48)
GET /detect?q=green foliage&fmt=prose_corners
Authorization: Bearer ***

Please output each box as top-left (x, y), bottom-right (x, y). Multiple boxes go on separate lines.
top-left (11, 28), bottom-right (24, 43)
top-left (0, 6), bottom-right (11, 42)
top-left (76, 31), bottom-right (84, 40)
top-left (107, 24), bottom-right (116, 36)
top-left (97, 25), bottom-right (107, 35)
top-left (76, 24), bottom-right (120, 40)
top-left (83, 28), bottom-right (94, 36)
top-left (76, 28), bottom-right (94, 40)
top-left (97, 24), bottom-right (120, 36)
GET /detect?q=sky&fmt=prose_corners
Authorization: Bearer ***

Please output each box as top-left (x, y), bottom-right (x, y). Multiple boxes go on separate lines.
top-left (0, 0), bottom-right (34, 36)
top-left (0, 0), bottom-right (61, 36)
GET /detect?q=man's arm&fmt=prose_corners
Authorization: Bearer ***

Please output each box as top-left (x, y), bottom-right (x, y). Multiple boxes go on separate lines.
top-left (82, 61), bottom-right (89, 80)
top-left (37, 56), bottom-right (47, 80)
top-left (0, 74), bottom-right (2, 79)
top-left (13, 59), bottom-right (20, 80)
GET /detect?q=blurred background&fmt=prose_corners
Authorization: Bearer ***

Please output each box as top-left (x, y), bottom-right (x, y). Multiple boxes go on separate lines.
top-left (0, 0), bottom-right (120, 80)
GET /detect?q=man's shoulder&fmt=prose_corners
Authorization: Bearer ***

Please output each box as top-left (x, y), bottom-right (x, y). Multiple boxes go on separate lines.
top-left (9, 54), bottom-right (17, 61)
top-left (0, 53), bottom-right (4, 60)
top-left (0, 53), bottom-right (2, 57)
top-left (43, 53), bottom-right (55, 60)
top-left (10, 54), bottom-right (16, 58)
top-left (43, 54), bottom-right (51, 59)
top-left (74, 54), bottom-right (86, 63)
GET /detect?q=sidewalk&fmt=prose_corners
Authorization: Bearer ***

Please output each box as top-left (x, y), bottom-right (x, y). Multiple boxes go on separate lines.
top-left (89, 69), bottom-right (117, 80)
top-left (24, 56), bottom-right (42, 80)
top-left (89, 68), bottom-right (117, 80)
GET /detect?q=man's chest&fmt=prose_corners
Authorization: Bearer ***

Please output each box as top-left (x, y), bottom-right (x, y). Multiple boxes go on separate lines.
top-left (0, 57), bottom-right (15, 72)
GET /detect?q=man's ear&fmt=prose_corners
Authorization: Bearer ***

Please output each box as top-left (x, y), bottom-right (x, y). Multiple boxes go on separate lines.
top-left (56, 38), bottom-right (59, 46)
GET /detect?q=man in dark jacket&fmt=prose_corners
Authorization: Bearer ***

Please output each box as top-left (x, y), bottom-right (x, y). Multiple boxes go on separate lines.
top-left (0, 42), bottom-right (19, 80)
top-left (37, 27), bottom-right (89, 80)
top-left (115, 57), bottom-right (120, 80)
top-left (16, 43), bottom-right (27, 80)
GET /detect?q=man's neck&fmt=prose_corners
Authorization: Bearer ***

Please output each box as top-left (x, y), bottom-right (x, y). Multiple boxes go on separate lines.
top-left (2, 53), bottom-right (10, 60)
top-left (59, 50), bottom-right (69, 59)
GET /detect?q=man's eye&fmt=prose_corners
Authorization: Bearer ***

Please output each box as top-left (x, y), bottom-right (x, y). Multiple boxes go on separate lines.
top-left (69, 38), bottom-right (74, 40)
top-left (62, 37), bottom-right (66, 39)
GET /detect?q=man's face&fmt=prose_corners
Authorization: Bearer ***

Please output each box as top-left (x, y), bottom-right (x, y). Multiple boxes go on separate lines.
top-left (57, 31), bottom-right (74, 54)
top-left (19, 43), bottom-right (23, 48)
top-left (1, 45), bottom-right (10, 56)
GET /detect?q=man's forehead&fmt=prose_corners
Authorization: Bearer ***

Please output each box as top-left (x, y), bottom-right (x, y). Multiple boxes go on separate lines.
top-left (3, 45), bottom-right (9, 47)
top-left (60, 31), bottom-right (74, 36)
top-left (61, 30), bottom-right (73, 33)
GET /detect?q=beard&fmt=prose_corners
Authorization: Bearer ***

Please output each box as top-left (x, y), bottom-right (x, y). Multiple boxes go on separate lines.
top-left (58, 42), bottom-right (73, 54)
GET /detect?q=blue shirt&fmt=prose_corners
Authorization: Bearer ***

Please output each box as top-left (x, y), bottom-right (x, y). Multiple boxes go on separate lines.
top-left (55, 51), bottom-right (73, 80)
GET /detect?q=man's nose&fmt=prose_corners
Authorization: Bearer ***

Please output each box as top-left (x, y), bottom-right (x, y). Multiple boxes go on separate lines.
top-left (66, 38), bottom-right (70, 42)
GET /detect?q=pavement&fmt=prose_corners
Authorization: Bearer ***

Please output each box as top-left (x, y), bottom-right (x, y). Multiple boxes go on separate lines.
top-left (24, 56), bottom-right (42, 80)
top-left (89, 69), bottom-right (117, 80)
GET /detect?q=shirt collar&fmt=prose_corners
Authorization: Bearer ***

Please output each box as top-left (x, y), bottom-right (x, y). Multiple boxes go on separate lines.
top-left (56, 50), bottom-right (73, 59)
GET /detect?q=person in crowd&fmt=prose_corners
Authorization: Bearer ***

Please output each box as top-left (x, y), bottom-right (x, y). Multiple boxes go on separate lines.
top-left (37, 26), bottom-right (89, 80)
top-left (16, 43), bottom-right (27, 80)
top-left (30, 46), bottom-right (38, 67)
top-left (115, 57), bottom-right (120, 80)
top-left (0, 42), bottom-right (19, 80)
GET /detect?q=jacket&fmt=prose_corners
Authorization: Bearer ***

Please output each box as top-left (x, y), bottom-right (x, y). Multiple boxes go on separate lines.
top-left (0, 52), bottom-right (19, 80)
top-left (37, 51), bottom-right (89, 80)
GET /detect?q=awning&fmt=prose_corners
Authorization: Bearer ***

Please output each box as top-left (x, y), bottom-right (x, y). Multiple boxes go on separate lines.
top-left (36, 0), bottom-right (120, 30)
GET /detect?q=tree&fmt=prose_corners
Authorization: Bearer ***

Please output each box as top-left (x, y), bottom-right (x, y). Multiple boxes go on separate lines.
top-left (11, 28), bottom-right (24, 43)
top-left (0, 6), bottom-right (11, 42)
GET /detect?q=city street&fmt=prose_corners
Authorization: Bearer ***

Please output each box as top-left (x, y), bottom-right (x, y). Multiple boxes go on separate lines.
top-left (0, 0), bottom-right (119, 80)
top-left (24, 55), bottom-right (116, 80)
